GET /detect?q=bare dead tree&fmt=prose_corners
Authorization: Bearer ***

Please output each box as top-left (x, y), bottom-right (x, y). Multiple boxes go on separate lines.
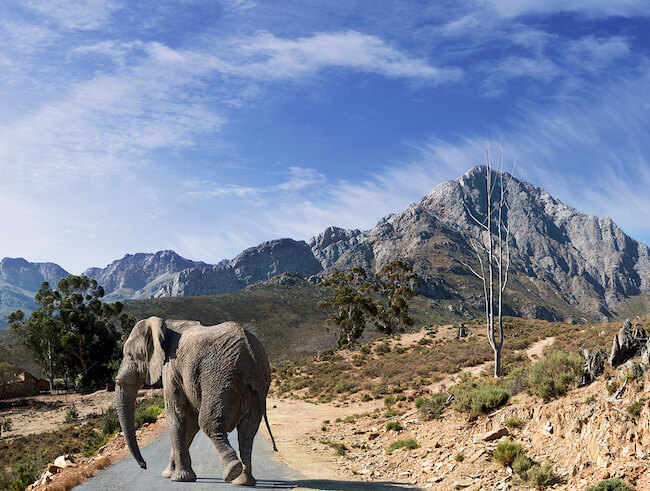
top-left (461, 143), bottom-right (516, 378)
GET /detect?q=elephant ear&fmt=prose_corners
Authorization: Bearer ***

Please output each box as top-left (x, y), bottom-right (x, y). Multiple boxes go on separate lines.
top-left (146, 316), bottom-right (167, 385)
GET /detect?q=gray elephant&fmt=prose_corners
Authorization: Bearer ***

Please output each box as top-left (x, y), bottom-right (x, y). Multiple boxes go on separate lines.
top-left (115, 316), bottom-right (276, 486)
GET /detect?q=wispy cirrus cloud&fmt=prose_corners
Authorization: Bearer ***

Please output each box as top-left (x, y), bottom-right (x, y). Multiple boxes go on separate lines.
top-left (215, 31), bottom-right (463, 83)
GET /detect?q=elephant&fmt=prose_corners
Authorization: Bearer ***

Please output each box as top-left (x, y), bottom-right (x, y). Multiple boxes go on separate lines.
top-left (115, 316), bottom-right (276, 486)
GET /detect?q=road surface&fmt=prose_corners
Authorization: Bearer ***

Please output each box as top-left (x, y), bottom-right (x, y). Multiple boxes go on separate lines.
top-left (77, 429), bottom-right (420, 490)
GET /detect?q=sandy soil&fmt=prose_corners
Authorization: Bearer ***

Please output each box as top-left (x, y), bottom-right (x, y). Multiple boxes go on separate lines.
top-left (0, 390), bottom-right (120, 438)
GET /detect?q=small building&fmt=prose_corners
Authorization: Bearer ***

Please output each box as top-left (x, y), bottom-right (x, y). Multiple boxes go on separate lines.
top-left (0, 372), bottom-right (49, 399)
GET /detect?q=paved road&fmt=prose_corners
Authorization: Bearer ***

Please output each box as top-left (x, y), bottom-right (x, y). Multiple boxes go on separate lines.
top-left (76, 430), bottom-right (420, 490)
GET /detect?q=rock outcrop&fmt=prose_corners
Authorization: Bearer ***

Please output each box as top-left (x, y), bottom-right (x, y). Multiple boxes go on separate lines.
top-left (609, 319), bottom-right (648, 367)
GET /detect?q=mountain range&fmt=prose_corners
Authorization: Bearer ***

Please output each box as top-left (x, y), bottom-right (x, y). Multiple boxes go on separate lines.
top-left (2, 166), bottom-right (649, 329)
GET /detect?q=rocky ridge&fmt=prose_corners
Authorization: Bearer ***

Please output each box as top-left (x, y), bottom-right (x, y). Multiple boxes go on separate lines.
top-left (2, 167), bottom-right (650, 326)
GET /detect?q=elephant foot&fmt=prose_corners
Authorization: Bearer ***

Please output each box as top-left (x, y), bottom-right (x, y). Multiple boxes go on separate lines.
top-left (162, 465), bottom-right (174, 478)
top-left (232, 472), bottom-right (256, 486)
top-left (171, 468), bottom-right (197, 482)
top-left (223, 459), bottom-right (243, 482)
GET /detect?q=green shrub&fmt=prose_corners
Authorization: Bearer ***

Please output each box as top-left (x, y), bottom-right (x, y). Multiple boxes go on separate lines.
top-left (505, 415), bottom-right (524, 428)
top-left (529, 350), bottom-right (582, 401)
top-left (585, 396), bottom-right (596, 404)
top-left (64, 404), bottom-right (79, 423)
top-left (454, 451), bottom-right (464, 462)
top-left (501, 366), bottom-right (531, 395)
top-left (526, 460), bottom-right (559, 488)
top-left (627, 399), bottom-right (644, 417)
top-left (586, 477), bottom-right (634, 491)
top-left (416, 393), bottom-right (447, 420)
top-left (384, 409), bottom-right (399, 418)
top-left (387, 438), bottom-right (419, 453)
top-left (134, 405), bottom-right (163, 429)
top-left (101, 408), bottom-right (120, 436)
top-left (384, 395), bottom-right (396, 407)
top-left (395, 394), bottom-right (407, 402)
top-left (360, 393), bottom-right (373, 402)
top-left (1, 417), bottom-right (12, 432)
top-left (329, 442), bottom-right (348, 455)
top-left (343, 415), bottom-right (357, 423)
top-left (450, 375), bottom-right (510, 418)
top-left (470, 386), bottom-right (510, 416)
top-left (512, 453), bottom-right (532, 475)
top-left (385, 421), bottom-right (402, 432)
top-left (493, 440), bottom-right (525, 467)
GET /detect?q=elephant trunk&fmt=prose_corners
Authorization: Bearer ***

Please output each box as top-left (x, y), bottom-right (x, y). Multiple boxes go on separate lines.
top-left (115, 383), bottom-right (147, 469)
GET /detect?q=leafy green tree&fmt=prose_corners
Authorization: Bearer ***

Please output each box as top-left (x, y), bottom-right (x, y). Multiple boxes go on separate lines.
top-left (9, 282), bottom-right (65, 391)
top-left (317, 267), bottom-right (377, 347)
top-left (56, 275), bottom-right (125, 388)
top-left (371, 260), bottom-right (419, 335)
top-left (9, 276), bottom-right (133, 390)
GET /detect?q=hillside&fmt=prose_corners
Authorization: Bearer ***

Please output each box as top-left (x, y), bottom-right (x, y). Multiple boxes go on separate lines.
top-left (123, 272), bottom-right (475, 363)
top-left (268, 317), bottom-right (650, 490)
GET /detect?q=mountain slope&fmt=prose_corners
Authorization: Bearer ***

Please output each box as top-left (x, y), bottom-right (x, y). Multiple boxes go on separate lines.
top-left (0, 258), bottom-right (70, 329)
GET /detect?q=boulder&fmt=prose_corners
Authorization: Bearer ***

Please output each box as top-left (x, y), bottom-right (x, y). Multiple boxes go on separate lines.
top-left (481, 427), bottom-right (509, 441)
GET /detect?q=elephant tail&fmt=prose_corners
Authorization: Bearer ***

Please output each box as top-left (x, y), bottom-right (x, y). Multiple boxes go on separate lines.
top-left (262, 399), bottom-right (278, 452)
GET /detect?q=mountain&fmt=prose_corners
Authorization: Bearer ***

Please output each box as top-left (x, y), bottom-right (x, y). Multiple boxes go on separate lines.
top-left (309, 166), bottom-right (650, 321)
top-left (0, 257), bottom-right (70, 329)
top-left (2, 167), bottom-right (650, 328)
top-left (83, 250), bottom-right (209, 300)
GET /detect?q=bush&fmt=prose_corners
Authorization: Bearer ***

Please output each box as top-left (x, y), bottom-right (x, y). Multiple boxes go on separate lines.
top-left (416, 393), bottom-right (447, 420)
top-left (527, 460), bottom-right (559, 488)
top-left (101, 409), bottom-right (120, 436)
top-left (529, 350), bottom-right (582, 401)
top-left (384, 395), bottom-right (396, 407)
top-left (470, 386), bottom-right (510, 416)
top-left (387, 438), bottom-right (419, 453)
top-left (512, 453), bottom-right (532, 475)
top-left (1, 417), bottom-right (12, 432)
top-left (586, 477), bottom-right (634, 491)
top-left (627, 399), bottom-right (644, 417)
top-left (65, 404), bottom-right (79, 423)
top-left (454, 451), bottom-right (464, 462)
top-left (134, 405), bottom-right (163, 430)
top-left (450, 375), bottom-right (510, 418)
top-left (493, 440), bottom-right (525, 467)
top-left (360, 393), bottom-right (373, 402)
top-left (505, 415), bottom-right (524, 428)
top-left (385, 421), bottom-right (402, 432)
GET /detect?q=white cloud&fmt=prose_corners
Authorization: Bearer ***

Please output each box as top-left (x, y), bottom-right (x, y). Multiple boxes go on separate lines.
top-left (217, 31), bottom-right (462, 83)
top-left (27, 0), bottom-right (123, 30)
top-left (0, 42), bottom-right (224, 189)
top-left (565, 36), bottom-right (631, 72)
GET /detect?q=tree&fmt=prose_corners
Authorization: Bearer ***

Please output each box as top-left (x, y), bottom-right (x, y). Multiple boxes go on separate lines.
top-left (56, 275), bottom-right (124, 387)
top-left (317, 261), bottom-right (420, 346)
top-left (317, 267), bottom-right (377, 347)
top-left (9, 276), bottom-right (131, 390)
top-left (9, 282), bottom-right (65, 391)
top-left (461, 144), bottom-right (516, 378)
top-left (372, 260), bottom-right (420, 335)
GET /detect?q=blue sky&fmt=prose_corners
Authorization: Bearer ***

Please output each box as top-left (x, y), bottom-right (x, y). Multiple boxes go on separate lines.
top-left (2, 0), bottom-right (650, 273)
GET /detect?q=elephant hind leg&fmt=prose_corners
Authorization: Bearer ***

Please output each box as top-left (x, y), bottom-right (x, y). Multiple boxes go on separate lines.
top-left (199, 400), bottom-right (242, 482)
top-left (232, 405), bottom-right (262, 486)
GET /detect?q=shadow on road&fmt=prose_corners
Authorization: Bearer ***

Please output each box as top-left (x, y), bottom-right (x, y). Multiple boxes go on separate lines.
top-left (196, 477), bottom-right (421, 490)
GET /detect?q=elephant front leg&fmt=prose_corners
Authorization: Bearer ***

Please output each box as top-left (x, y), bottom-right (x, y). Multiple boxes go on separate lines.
top-left (166, 403), bottom-right (198, 482)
